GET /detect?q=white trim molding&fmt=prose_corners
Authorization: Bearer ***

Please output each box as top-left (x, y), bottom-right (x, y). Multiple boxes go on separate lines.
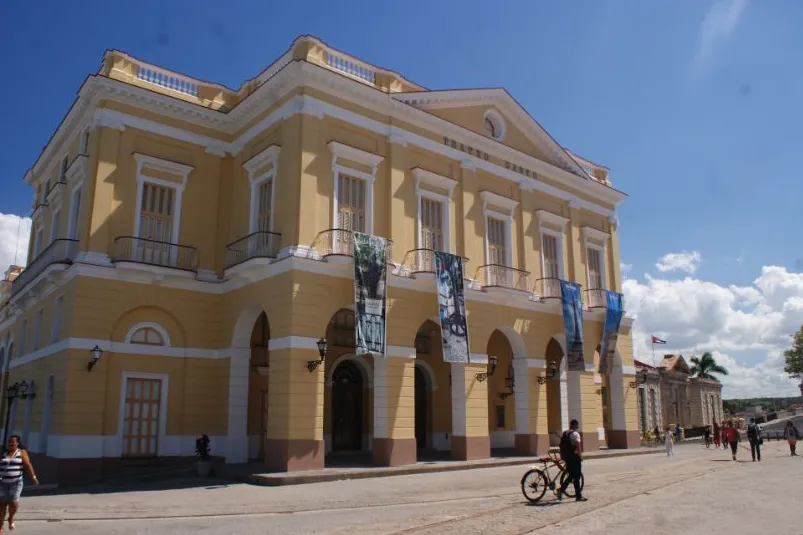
top-left (483, 109), bottom-right (506, 141)
top-left (413, 168), bottom-right (456, 254)
top-left (536, 210), bottom-right (568, 282)
top-left (328, 141), bottom-right (384, 233)
top-left (124, 322), bottom-right (172, 346)
top-left (132, 153), bottom-right (194, 244)
top-left (244, 145), bottom-right (281, 234)
top-left (581, 226), bottom-right (610, 244)
top-left (535, 210), bottom-right (569, 231)
top-left (480, 191), bottom-right (517, 268)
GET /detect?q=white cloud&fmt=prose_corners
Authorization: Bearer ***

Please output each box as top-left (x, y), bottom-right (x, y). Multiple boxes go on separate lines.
top-left (694, 0), bottom-right (749, 73)
top-left (655, 251), bottom-right (702, 274)
top-left (623, 264), bottom-right (803, 398)
top-left (620, 262), bottom-right (632, 274)
top-left (0, 213), bottom-right (31, 275)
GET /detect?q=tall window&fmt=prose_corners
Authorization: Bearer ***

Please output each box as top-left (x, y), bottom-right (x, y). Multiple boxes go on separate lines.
top-left (33, 309), bottom-right (44, 351)
top-left (337, 175), bottom-right (366, 232)
top-left (51, 297), bottom-right (63, 344)
top-left (420, 198), bottom-right (444, 251)
top-left (542, 233), bottom-right (560, 281)
top-left (587, 247), bottom-right (603, 289)
top-left (139, 183), bottom-right (175, 243)
top-left (487, 217), bottom-right (507, 266)
top-left (59, 155), bottom-right (69, 183)
top-left (33, 227), bottom-right (44, 258)
top-left (50, 208), bottom-right (61, 243)
top-left (44, 179), bottom-right (51, 197)
top-left (255, 179), bottom-right (273, 232)
top-left (68, 187), bottom-right (82, 239)
top-left (18, 319), bottom-right (27, 357)
top-left (79, 130), bottom-right (90, 155)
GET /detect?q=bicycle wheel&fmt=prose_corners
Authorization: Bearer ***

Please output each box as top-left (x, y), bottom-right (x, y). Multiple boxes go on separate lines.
top-left (520, 469), bottom-right (549, 503)
top-left (558, 471), bottom-right (585, 498)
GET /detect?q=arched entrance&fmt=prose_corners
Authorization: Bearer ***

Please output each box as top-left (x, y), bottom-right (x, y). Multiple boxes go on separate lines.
top-left (248, 312), bottom-right (270, 460)
top-left (323, 309), bottom-right (372, 458)
top-left (546, 337), bottom-right (568, 446)
top-left (414, 320), bottom-right (450, 455)
top-left (486, 329), bottom-right (515, 451)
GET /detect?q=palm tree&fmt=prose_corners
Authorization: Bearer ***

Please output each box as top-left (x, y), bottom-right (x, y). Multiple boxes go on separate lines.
top-left (689, 352), bottom-right (729, 380)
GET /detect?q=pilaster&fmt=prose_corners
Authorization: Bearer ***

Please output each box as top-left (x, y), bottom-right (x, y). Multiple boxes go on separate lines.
top-left (373, 354), bottom-right (416, 466)
top-left (387, 137), bottom-right (410, 263)
top-left (566, 202), bottom-right (585, 286)
top-left (87, 126), bottom-right (123, 254)
top-left (513, 359), bottom-right (550, 455)
top-left (459, 163), bottom-right (481, 264)
top-left (451, 362), bottom-right (490, 460)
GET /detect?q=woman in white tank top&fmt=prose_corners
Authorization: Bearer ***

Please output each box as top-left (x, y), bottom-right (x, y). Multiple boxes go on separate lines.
top-left (0, 435), bottom-right (38, 532)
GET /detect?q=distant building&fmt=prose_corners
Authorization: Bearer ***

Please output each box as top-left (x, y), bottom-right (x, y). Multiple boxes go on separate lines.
top-left (0, 265), bottom-right (23, 307)
top-left (635, 355), bottom-right (724, 434)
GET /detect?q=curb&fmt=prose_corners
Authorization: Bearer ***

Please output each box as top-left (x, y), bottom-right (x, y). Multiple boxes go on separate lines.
top-left (243, 448), bottom-right (662, 487)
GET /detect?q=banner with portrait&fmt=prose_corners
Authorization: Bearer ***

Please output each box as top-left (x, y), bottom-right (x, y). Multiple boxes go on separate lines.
top-left (353, 232), bottom-right (388, 357)
top-left (598, 291), bottom-right (624, 375)
top-left (560, 280), bottom-right (586, 372)
top-left (434, 252), bottom-right (470, 363)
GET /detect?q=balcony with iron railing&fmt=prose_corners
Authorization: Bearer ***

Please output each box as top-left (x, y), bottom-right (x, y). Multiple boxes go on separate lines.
top-left (225, 231), bottom-right (282, 270)
top-left (401, 248), bottom-right (469, 277)
top-left (11, 239), bottom-right (79, 297)
top-left (473, 264), bottom-right (531, 293)
top-left (535, 277), bottom-right (563, 300)
top-left (584, 288), bottom-right (626, 311)
top-left (112, 237), bottom-right (198, 272)
top-left (310, 229), bottom-right (394, 262)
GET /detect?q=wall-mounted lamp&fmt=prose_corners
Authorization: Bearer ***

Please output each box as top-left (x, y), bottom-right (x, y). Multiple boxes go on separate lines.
top-left (499, 373), bottom-right (515, 400)
top-left (307, 338), bottom-right (327, 373)
top-left (475, 355), bottom-right (498, 382)
top-left (537, 362), bottom-right (559, 384)
top-left (86, 345), bottom-right (103, 372)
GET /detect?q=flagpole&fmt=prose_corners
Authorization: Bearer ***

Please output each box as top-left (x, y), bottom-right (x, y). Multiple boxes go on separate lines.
top-left (651, 339), bottom-right (656, 368)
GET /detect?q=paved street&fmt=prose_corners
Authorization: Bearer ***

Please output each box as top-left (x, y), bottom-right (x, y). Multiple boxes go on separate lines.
top-left (11, 441), bottom-right (801, 534)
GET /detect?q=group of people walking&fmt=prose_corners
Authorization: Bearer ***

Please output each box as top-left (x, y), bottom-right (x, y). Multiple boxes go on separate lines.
top-left (703, 418), bottom-right (802, 461)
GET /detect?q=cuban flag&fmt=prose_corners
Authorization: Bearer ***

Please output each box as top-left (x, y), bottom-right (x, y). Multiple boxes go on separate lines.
top-left (651, 336), bottom-right (667, 345)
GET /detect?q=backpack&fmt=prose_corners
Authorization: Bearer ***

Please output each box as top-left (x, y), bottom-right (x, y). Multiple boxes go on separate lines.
top-left (560, 431), bottom-right (576, 461)
top-left (747, 423), bottom-right (758, 440)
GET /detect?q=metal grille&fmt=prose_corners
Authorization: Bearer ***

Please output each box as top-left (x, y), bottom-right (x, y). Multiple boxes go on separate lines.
top-left (420, 198), bottom-right (443, 251)
top-left (122, 378), bottom-right (162, 457)
top-left (139, 183), bottom-right (175, 242)
top-left (487, 217), bottom-right (507, 266)
top-left (542, 234), bottom-right (559, 278)
top-left (337, 175), bottom-right (366, 232)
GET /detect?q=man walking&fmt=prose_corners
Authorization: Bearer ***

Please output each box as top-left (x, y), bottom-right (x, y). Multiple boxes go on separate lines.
top-left (557, 419), bottom-right (587, 502)
top-left (747, 418), bottom-right (762, 462)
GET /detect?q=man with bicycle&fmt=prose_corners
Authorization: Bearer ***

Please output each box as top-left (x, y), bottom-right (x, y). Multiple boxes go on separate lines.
top-left (557, 419), bottom-right (587, 502)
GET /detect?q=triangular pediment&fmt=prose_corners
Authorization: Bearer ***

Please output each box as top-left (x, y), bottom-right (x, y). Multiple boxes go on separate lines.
top-left (393, 89), bottom-right (591, 179)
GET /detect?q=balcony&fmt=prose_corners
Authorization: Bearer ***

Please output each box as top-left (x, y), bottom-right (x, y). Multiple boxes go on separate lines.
top-left (11, 239), bottom-right (79, 296)
top-left (474, 264), bottom-right (531, 293)
top-left (401, 248), bottom-right (469, 276)
top-left (584, 288), bottom-right (626, 311)
top-left (311, 229), bottom-right (393, 262)
top-left (225, 231), bottom-right (282, 270)
top-left (535, 277), bottom-right (563, 300)
top-left (112, 237), bottom-right (198, 272)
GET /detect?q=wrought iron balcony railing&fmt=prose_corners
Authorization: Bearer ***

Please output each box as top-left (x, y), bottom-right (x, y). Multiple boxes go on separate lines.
top-left (11, 239), bottom-right (79, 296)
top-left (535, 277), bottom-right (563, 300)
top-left (583, 288), bottom-right (626, 310)
top-left (225, 231), bottom-right (282, 269)
top-left (112, 236), bottom-right (198, 272)
top-left (310, 229), bottom-right (393, 261)
top-left (474, 264), bottom-right (531, 292)
top-left (401, 248), bottom-right (469, 276)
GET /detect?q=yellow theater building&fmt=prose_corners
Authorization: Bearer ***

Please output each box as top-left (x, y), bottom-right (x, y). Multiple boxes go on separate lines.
top-left (0, 36), bottom-right (638, 484)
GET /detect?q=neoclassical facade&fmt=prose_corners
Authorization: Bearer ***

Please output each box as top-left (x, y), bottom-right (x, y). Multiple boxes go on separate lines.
top-left (0, 36), bottom-right (639, 484)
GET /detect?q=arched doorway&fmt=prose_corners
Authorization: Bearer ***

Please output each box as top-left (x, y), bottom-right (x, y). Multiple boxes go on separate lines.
top-left (331, 361), bottom-right (364, 451)
top-left (486, 329), bottom-right (515, 451)
top-left (546, 337), bottom-right (568, 445)
top-left (248, 312), bottom-right (270, 460)
top-left (414, 320), bottom-right (450, 455)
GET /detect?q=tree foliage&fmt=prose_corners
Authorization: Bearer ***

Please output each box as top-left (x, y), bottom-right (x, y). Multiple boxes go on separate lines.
top-left (689, 352), bottom-right (728, 380)
top-left (783, 326), bottom-right (803, 379)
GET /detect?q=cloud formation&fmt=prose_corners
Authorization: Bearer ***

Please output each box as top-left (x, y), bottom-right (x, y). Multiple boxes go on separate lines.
top-left (623, 265), bottom-right (803, 398)
top-left (0, 213), bottom-right (31, 275)
top-left (694, 0), bottom-right (749, 73)
top-left (655, 251), bottom-right (702, 274)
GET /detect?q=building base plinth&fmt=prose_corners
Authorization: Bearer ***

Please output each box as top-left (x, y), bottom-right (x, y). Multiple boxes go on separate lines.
top-left (372, 438), bottom-right (416, 466)
top-left (514, 433), bottom-right (550, 456)
top-left (451, 435), bottom-right (490, 461)
top-left (264, 438), bottom-right (324, 472)
top-left (581, 432), bottom-right (600, 452)
top-left (605, 429), bottom-right (641, 449)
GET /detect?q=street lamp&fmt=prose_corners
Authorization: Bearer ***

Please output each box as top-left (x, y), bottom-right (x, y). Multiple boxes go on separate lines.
top-left (86, 345), bottom-right (103, 372)
top-left (307, 338), bottom-right (327, 372)
top-left (537, 362), bottom-right (559, 384)
top-left (499, 372), bottom-right (515, 400)
top-left (475, 355), bottom-right (498, 382)
top-left (3, 381), bottom-right (34, 451)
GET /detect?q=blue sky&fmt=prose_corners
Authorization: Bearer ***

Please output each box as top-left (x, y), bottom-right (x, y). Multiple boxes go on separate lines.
top-left (1, 0), bottom-right (802, 396)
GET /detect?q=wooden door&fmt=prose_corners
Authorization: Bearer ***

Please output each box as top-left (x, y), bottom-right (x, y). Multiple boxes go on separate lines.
top-left (122, 377), bottom-right (162, 457)
top-left (331, 361), bottom-right (363, 452)
top-left (415, 366), bottom-right (428, 450)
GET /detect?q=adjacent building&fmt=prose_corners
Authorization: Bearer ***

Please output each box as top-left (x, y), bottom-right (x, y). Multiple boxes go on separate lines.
top-left (0, 36), bottom-right (639, 485)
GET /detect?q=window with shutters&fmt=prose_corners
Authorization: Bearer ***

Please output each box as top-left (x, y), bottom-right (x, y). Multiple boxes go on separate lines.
top-left (337, 174), bottom-right (366, 233)
top-left (139, 183), bottom-right (175, 243)
top-left (541, 233), bottom-right (560, 279)
top-left (68, 186), bottom-right (82, 240)
top-left (487, 217), bottom-right (507, 266)
top-left (587, 247), bottom-right (603, 289)
top-left (255, 179), bottom-right (273, 232)
top-left (420, 198), bottom-right (444, 251)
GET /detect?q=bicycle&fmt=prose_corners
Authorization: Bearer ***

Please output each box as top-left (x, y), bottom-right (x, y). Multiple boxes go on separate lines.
top-left (520, 447), bottom-right (585, 503)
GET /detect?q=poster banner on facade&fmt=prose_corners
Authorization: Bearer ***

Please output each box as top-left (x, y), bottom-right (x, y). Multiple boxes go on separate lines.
top-left (434, 251), bottom-right (470, 363)
top-left (560, 280), bottom-right (585, 372)
top-left (598, 291), bottom-right (625, 375)
top-left (353, 232), bottom-right (388, 357)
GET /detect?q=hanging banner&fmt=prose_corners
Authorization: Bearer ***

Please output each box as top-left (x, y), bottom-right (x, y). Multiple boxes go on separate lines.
top-left (353, 232), bottom-right (388, 357)
top-left (434, 251), bottom-right (470, 363)
top-left (598, 291), bottom-right (624, 375)
top-left (560, 280), bottom-right (585, 372)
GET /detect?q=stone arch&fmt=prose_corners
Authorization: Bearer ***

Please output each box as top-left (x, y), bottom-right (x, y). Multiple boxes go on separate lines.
top-left (486, 328), bottom-right (517, 450)
top-left (545, 335), bottom-right (569, 445)
top-left (111, 306), bottom-right (186, 347)
top-left (326, 353), bottom-right (373, 388)
top-left (414, 359), bottom-right (438, 391)
top-left (494, 326), bottom-right (528, 359)
top-left (414, 319), bottom-right (451, 453)
top-left (231, 305), bottom-right (265, 350)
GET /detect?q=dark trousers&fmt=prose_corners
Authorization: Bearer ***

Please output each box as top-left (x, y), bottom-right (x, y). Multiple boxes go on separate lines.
top-left (750, 440), bottom-right (761, 461)
top-left (560, 458), bottom-right (583, 497)
top-left (729, 441), bottom-right (738, 455)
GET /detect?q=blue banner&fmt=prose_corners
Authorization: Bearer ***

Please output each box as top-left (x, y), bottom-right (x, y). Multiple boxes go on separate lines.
top-left (598, 291), bottom-right (624, 375)
top-left (560, 280), bottom-right (585, 372)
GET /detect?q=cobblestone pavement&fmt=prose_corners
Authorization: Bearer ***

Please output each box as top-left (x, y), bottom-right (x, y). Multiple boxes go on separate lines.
top-left (10, 441), bottom-right (799, 534)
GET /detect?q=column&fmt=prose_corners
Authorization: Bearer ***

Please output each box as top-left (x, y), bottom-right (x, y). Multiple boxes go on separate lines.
top-left (607, 369), bottom-right (641, 449)
top-left (459, 163), bottom-right (481, 263)
top-left (513, 359), bottom-right (550, 455)
top-left (225, 348), bottom-right (249, 463)
top-left (373, 354), bottom-right (416, 466)
top-left (87, 125), bottom-right (124, 258)
top-left (572, 366), bottom-right (602, 452)
top-left (451, 362), bottom-right (490, 460)
top-left (263, 347), bottom-right (325, 471)
top-left (387, 136), bottom-right (410, 263)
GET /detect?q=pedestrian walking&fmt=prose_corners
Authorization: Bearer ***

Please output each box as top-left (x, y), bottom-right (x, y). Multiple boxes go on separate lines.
top-left (664, 426), bottom-right (674, 456)
top-left (557, 419), bottom-right (587, 502)
top-left (653, 425), bottom-right (661, 446)
top-left (720, 421), bottom-right (728, 450)
top-left (722, 420), bottom-right (739, 461)
top-left (712, 422), bottom-right (721, 448)
top-left (0, 435), bottom-right (38, 532)
top-left (783, 420), bottom-right (800, 456)
top-left (747, 418), bottom-right (761, 462)
top-left (703, 426), bottom-right (711, 448)
top-left (675, 424), bottom-right (682, 443)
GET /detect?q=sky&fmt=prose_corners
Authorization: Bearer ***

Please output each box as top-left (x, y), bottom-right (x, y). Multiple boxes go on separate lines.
top-left (1, 0), bottom-right (802, 398)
